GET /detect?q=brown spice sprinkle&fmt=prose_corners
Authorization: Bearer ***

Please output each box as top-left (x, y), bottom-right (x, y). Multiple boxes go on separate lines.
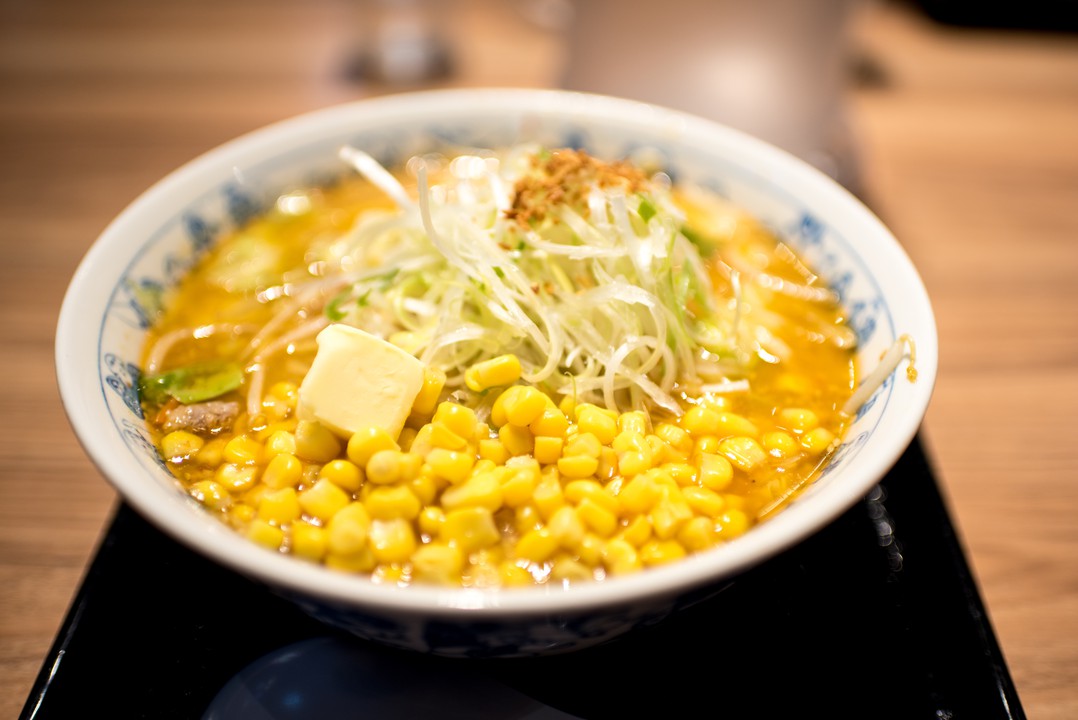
top-left (505, 148), bottom-right (647, 227)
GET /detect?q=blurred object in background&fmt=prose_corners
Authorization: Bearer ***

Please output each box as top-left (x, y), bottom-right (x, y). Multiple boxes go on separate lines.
top-left (346, 0), bottom-right (452, 85)
top-left (560, 0), bottom-right (864, 189)
top-left (908, 0), bottom-right (1078, 32)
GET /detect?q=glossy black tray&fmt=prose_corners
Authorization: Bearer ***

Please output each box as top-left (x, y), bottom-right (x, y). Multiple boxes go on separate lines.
top-left (21, 434), bottom-right (1025, 719)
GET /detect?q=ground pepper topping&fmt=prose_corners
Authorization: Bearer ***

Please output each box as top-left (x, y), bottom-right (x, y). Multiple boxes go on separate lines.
top-left (506, 149), bottom-right (647, 227)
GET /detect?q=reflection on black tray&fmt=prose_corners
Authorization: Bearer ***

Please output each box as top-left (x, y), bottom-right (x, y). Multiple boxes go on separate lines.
top-left (21, 436), bottom-right (1025, 720)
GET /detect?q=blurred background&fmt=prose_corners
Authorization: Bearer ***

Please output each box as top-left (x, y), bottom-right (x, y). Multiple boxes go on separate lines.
top-left (2, 0), bottom-right (1076, 716)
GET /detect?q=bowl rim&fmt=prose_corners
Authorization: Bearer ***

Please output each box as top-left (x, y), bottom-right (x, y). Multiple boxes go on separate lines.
top-left (55, 87), bottom-right (938, 617)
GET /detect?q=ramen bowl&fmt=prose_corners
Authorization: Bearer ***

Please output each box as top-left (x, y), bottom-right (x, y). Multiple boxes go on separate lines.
top-left (55, 88), bottom-right (937, 657)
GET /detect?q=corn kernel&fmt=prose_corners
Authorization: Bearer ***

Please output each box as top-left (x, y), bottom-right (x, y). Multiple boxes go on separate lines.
top-left (719, 436), bottom-right (768, 471)
top-left (363, 449), bottom-right (403, 485)
top-left (646, 435), bottom-right (672, 465)
top-left (465, 354), bottom-right (522, 392)
top-left (418, 506), bottom-right (446, 537)
top-left (620, 514), bottom-right (653, 547)
top-left (366, 485), bottom-right (421, 520)
top-left (778, 407), bottom-right (820, 433)
top-left (410, 471), bottom-right (439, 506)
top-left (501, 467), bottom-right (539, 508)
top-left (268, 381), bottom-right (298, 403)
top-left (682, 485), bottom-right (726, 517)
top-left (263, 429), bottom-right (298, 458)
top-left (162, 431), bottom-right (204, 462)
top-left (408, 423), bottom-right (434, 457)
top-left (654, 423), bottom-right (694, 455)
top-left (195, 438), bottom-right (226, 467)
top-left (640, 539), bottom-right (687, 566)
top-left (617, 411), bottom-right (648, 435)
top-left (762, 431), bottom-right (799, 458)
top-left (346, 426), bottom-right (399, 467)
top-left (550, 556), bottom-right (592, 584)
top-left (318, 459), bottom-right (363, 492)
top-left (411, 543), bottom-right (464, 585)
top-left (295, 420), bottom-right (342, 463)
top-left (557, 454), bottom-right (598, 479)
top-left (368, 518), bottom-right (416, 564)
top-left (291, 522), bottom-right (327, 561)
top-left (501, 386), bottom-right (547, 427)
top-left (247, 519), bottom-right (284, 550)
top-left (618, 473), bottom-right (663, 514)
top-left (411, 366), bottom-right (447, 417)
top-left (649, 495), bottom-right (693, 539)
top-left (224, 434), bottom-right (262, 465)
top-left (564, 479), bottom-right (619, 514)
top-left (578, 406), bottom-right (617, 444)
top-left (577, 497), bottom-right (619, 537)
top-left (326, 502), bottom-right (371, 555)
top-left (499, 561), bottom-right (534, 587)
top-left (697, 452), bottom-right (734, 491)
top-left (576, 533), bottom-right (605, 567)
top-left (426, 422), bottom-right (467, 451)
top-left (677, 516), bottom-right (717, 552)
top-left (565, 431), bottom-right (602, 458)
top-left (532, 476), bottom-right (565, 520)
top-left (441, 507), bottom-right (500, 552)
top-left (613, 429), bottom-right (648, 454)
top-left (525, 435), bottom-right (558, 465)
top-left (425, 448), bottom-right (475, 484)
top-left (325, 547), bottom-right (375, 573)
top-left (441, 472), bottom-right (503, 512)
top-left (597, 446), bottom-right (618, 480)
top-left (714, 412), bottom-right (759, 438)
top-left (715, 508), bottom-right (751, 540)
top-left (258, 487), bottom-right (301, 525)
top-left (433, 402), bottom-right (477, 441)
top-left (801, 427), bottom-right (837, 455)
top-left (298, 478), bottom-right (351, 522)
top-left (529, 406), bottom-right (570, 438)
top-left (681, 405), bottom-right (721, 436)
top-left (498, 423), bottom-right (534, 456)
top-left (694, 435), bottom-right (720, 455)
top-left (215, 463), bottom-right (259, 493)
top-left (548, 506), bottom-right (585, 549)
top-left (603, 539), bottom-right (642, 575)
top-left (189, 480), bottom-right (232, 511)
top-left (515, 503), bottom-right (544, 534)
top-left (617, 450), bottom-right (652, 477)
top-left (472, 437), bottom-right (506, 464)
top-left (515, 527), bottom-right (559, 563)
top-left (663, 462), bottom-right (698, 486)
top-left (262, 453), bottom-right (303, 489)
top-left (229, 503), bottom-right (255, 527)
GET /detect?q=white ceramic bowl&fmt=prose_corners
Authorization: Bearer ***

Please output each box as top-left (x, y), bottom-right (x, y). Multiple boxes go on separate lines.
top-left (55, 88), bottom-right (937, 657)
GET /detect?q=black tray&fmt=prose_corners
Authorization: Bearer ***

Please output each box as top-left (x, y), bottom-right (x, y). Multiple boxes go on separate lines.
top-left (21, 434), bottom-right (1025, 719)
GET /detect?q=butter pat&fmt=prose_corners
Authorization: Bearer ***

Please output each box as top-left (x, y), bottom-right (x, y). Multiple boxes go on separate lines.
top-left (297, 323), bottom-right (425, 440)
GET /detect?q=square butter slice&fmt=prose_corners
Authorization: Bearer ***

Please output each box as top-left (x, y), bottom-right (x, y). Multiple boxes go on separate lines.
top-left (297, 323), bottom-right (425, 440)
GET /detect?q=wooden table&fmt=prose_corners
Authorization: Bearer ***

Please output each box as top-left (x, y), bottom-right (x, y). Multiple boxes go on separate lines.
top-left (2, 1), bottom-right (1075, 716)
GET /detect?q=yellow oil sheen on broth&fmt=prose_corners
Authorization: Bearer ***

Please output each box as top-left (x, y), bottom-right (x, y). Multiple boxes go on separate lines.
top-left (139, 146), bottom-right (857, 588)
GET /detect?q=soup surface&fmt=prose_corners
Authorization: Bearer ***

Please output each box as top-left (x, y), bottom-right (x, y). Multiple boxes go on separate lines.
top-left (139, 146), bottom-right (858, 588)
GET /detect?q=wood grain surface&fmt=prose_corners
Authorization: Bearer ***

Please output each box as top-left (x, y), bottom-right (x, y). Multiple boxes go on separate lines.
top-left (1, 1), bottom-right (1075, 717)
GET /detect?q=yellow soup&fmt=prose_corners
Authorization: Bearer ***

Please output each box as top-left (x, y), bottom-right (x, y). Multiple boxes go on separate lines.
top-left (139, 146), bottom-right (858, 588)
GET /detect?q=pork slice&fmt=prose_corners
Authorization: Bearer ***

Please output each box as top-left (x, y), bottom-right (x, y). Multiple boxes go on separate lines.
top-left (160, 400), bottom-right (240, 435)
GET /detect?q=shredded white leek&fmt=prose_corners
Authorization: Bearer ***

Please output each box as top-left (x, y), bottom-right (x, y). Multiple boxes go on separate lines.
top-left (318, 144), bottom-right (870, 417)
top-left (841, 334), bottom-right (918, 417)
